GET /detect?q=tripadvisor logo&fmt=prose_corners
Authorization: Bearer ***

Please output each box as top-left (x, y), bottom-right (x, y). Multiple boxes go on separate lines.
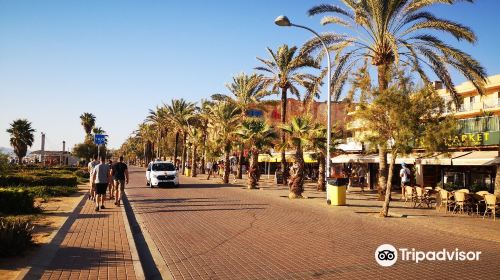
top-left (375, 244), bottom-right (482, 267)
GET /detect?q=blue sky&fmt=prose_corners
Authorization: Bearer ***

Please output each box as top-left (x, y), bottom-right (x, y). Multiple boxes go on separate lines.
top-left (1, 0), bottom-right (499, 151)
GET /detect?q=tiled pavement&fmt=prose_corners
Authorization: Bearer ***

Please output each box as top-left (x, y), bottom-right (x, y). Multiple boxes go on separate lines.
top-left (126, 167), bottom-right (500, 280)
top-left (29, 196), bottom-right (138, 280)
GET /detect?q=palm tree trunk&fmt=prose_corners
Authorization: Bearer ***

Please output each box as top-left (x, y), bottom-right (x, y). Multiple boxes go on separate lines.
top-left (495, 145), bottom-right (500, 195)
top-left (377, 64), bottom-right (389, 200)
top-left (224, 148), bottom-right (230, 184)
top-left (317, 153), bottom-right (326, 191)
top-left (173, 131), bottom-right (179, 165)
top-left (181, 132), bottom-right (187, 174)
top-left (281, 87), bottom-right (288, 185)
top-left (289, 146), bottom-right (305, 198)
top-left (248, 149), bottom-right (260, 189)
top-left (201, 126), bottom-right (207, 175)
top-left (378, 146), bottom-right (388, 200)
top-left (237, 146), bottom-right (244, 179)
top-left (191, 145), bottom-right (197, 177)
top-left (380, 151), bottom-right (397, 217)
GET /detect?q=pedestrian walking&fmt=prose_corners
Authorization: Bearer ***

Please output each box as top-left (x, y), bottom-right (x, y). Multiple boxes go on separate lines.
top-left (111, 156), bottom-right (129, 207)
top-left (400, 163), bottom-right (411, 198)
top-left (91, 156), bottom-right (111, 211)
top-left (108, 159), bottom-right (115, 199)
top-left (206, 161), bottom-right (213, 180)
top-left (87, 156), bottom-right (99, 200)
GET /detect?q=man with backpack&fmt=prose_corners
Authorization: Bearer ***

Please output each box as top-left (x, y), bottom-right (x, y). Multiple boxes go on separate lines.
top-left (400, 163), bottom-right (411, 198)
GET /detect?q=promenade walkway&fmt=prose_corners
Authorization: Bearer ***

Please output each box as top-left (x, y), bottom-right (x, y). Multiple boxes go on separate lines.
top-left (20, 195), bottom-right (141, 280)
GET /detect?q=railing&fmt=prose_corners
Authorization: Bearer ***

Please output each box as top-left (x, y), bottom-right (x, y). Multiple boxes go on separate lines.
top-left (458, 116), bottom-right (500, 133)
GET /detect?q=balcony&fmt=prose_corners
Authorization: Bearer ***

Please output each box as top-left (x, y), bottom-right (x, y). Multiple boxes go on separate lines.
top-left (458, 116), bottom-right (500, 134)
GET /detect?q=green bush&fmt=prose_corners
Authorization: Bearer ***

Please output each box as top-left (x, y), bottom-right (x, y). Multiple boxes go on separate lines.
top-left (0, 173), bottom-right (77, 187)
top-left (28, 185), bottom-right (78, 198)
top-left (0, 217), bottom-right (34, 257)
top-left (74, 169), bottom-right (90, 178)
top-left (0, 188), bottom-right (37, 215)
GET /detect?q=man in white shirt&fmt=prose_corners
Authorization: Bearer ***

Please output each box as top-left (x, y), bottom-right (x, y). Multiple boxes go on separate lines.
top-left (400, 163), bottom-right (411, 198)
top-left (87, 156), bottom-right (99, 200)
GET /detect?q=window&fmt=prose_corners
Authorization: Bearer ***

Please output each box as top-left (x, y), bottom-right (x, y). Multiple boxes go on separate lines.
top-left (469, 96), bottom-right (476, 104)
top-left (247, 109), bottom-right (263, 118)
top-left (152, 163), bottom-right (175, 171)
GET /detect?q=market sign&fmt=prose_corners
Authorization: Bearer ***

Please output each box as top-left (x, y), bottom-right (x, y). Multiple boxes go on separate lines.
top-left (446, 131), bottom-right (499, 146)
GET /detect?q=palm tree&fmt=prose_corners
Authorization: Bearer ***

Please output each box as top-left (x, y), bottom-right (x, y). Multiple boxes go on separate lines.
top-left (165, 99), bottom-right (196, 172)
top-left (6, 119), bottom-right (35, 164)
top-left (281, 116), bottom-right (321, 198)
top-left (136, 123), bottom-right (156, 165)
top-left (213, 72), bottom-right (270, 179)
top-left (307, 0), bottom-right (487, 194)
top-left (80, 113), bottom-right (96, 142)
top-left (236, 119), bottom-right (277, 189)
top-left (146, 106), bottom-right (170, 160)
top-left (256, 45), bottom-right (320, 185)
top-left (207, 101), bottom-right (242, 184)
top-left (198, 99), bottom-right (213, 174)
top-left (187, 121), bottom-right (204, 177)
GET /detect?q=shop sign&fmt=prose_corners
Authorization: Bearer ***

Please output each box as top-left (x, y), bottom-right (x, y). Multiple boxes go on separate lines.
top-left (446, 131), bottom-right (499, 146)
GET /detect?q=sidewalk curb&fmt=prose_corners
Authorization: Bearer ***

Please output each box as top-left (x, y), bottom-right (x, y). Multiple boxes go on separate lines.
top-left (120, 194), bottom-right (146, 280)
top-left (16, 190), bottom-right (87, 280)
top-left (124, 189), bottom-right (175, 280)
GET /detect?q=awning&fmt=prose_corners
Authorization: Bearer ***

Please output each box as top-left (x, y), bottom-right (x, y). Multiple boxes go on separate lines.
top-left (419, 152), bottom-right (471, 165)
top-left (331, 154), bottom-right (379, 164)
top-left (451, 151), bottom-right (500, 166)
top-left (258, 152), bottom-right (318, 163)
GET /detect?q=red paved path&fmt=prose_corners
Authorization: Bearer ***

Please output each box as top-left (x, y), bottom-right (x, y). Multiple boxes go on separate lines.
top-left (126, 167), bottom-right (500, 280)
top-left (36, 196), bottom-right (138, 280)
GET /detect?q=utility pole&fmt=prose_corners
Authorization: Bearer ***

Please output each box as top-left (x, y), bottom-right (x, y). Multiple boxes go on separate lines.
top-left (61, 141), bottom-right (66, 166)
top-left (41, 132), bottom-right (46, 166)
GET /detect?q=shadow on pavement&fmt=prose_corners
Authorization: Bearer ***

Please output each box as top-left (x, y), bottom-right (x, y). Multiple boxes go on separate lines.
top-left (139, 207), bottom-right (266, 214)
top-left (40, 247), bottom-right (120, 270)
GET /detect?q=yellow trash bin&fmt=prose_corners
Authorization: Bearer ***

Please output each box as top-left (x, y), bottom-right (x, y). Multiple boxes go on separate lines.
top-left (327, 178), bottom-right (348, 206)
top-left (185, 168), bottom-right (191, 177)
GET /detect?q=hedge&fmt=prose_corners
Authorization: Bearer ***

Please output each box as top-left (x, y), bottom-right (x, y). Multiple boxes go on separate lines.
top-left (0, 217), bottom-right (34, 257)
top-left (0, 173), bottom-right (77, 187)
top-left (0, 188), bottom-right (37, 215)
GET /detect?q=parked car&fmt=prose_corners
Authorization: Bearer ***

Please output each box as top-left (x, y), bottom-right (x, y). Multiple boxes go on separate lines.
top-left (146, 161), bottom-right (179, 187)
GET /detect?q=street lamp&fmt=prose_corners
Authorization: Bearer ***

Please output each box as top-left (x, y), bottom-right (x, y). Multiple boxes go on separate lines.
top-left (274, 15), bottom-right (332, 179)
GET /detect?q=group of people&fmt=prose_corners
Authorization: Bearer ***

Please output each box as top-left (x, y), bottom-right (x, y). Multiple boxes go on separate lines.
top-left (88, 155), bottom-right (129, 212)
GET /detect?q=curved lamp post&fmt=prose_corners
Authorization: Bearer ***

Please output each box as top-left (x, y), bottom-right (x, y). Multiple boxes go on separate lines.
top-left (274, 15), bottom-right (332, 179)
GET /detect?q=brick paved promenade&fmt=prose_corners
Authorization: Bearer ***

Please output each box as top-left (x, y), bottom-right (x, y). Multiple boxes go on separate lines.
top-left (126, 167), bottom-right (500, 280)
top-left (22, 195), bottom-right (139, 280)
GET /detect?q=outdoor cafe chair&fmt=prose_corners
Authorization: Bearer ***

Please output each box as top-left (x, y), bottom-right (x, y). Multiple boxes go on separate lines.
top-left (415, 187), bottom-right (433, 208)
top-left (438, 189), bottom-right (454, 213)
top-left (403, 186), bottom-right (416, 207)
top-left (474, 191), bottom-right (491, 215)
top-left (453, 191), bottom-right (467, 214)
top-left (483, 194), bottom-right (499, 221)
top-left (456, 189), bottom-right (470, 194)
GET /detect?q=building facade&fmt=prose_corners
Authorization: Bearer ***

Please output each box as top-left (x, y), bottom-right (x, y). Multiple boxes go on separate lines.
top-left (332, 75), bottom-right (500, 193)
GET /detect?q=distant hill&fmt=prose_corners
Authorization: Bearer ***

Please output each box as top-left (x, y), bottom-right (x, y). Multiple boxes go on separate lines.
top-left (0, 147), bottom-right (13, 155)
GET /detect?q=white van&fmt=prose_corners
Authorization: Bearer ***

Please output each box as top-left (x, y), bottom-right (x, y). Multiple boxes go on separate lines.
top-left (146, 161), bottom-right (179, 188)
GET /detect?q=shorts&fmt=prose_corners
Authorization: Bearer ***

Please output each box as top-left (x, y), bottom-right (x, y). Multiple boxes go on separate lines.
top-left (114, 179), bottom-right (126, 191)
top-left (402, 181), bottom-right (411, 187)
top-left (95, 183), bottom-right (108, 195)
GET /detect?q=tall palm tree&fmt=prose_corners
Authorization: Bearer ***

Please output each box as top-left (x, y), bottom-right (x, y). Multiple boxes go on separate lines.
top-left (256, 45), bottom-right (320, 185)
top-left (165, 99), bottom-right (196, 172)
top-left (187, 120), bottom-right (204, 177)
top-left (281, 116), bottom-right (321, 198)
top-left (236, 119), bottom-right (277, 189)
top-left (80, 113), bottom-right (96, 142)
top-left (307, 0), bottom-right (487, 193)
top-left (6, 119), bottom-right (35, 164)
top-left (207, 101), bottom-right (242, 184)
top-left (146, 106), bottom-right (170, 160)
top-left (136, 123), bottom-right (156, 165)
top-left (213, 72), bottom-right (270, 179)
top-left (198, 99), bottom-right (213, 174)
